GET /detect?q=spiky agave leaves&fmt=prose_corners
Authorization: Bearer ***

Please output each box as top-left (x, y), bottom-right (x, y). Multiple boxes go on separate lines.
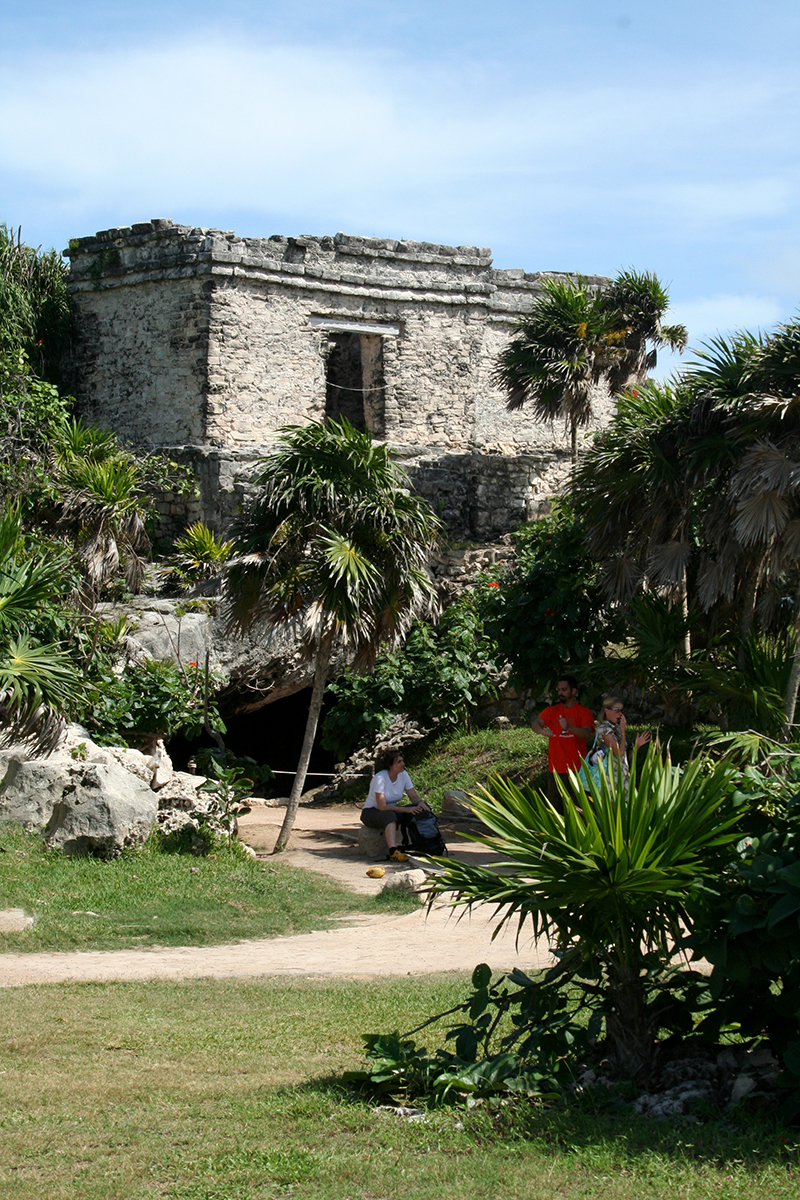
top-left (0, 505), bottom-right (80, 753)
top-left (431, 750), bottom-right (741, 957)
top-left (428, 750), bottom-right (744, 1079)
top-left (0, 632), bottom-right (81, 754)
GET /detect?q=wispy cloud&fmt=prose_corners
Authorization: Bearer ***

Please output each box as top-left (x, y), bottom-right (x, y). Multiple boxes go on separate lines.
top-left (0, 36), bottom-right (796, 249)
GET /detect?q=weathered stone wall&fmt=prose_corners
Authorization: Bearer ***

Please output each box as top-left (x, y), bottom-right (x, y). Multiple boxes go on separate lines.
top-left (67, 219), bottom-right (612, 539)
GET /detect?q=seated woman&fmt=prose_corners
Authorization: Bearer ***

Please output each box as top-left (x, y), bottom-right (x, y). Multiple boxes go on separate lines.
top-left (361, 747), bottom-right (430, 863)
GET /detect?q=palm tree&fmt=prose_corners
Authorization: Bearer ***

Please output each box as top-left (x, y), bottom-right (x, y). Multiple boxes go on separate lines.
top-left (428, 751), bottom-right (743, 1082)
top-left (0, 505), bottom-right (80, 752)
top-left (59, 456), bottom-right (151, 603)
top-left (571, 380), bottom-right (704, 660)
top-left (681, 325), bottom-right (800, 729)
top-left (495, 271), bottom-right (687, 463)
top-left (603, 269), bottom-right (689, 390)
top-left (225, 418), bottom-right (441, 853)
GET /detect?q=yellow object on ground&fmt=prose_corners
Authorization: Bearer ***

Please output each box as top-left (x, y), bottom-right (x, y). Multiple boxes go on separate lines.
top-left (365, 867), bottom-right (385, 879)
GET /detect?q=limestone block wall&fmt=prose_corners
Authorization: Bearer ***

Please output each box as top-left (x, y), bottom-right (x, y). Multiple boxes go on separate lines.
top-left (66, 219), bottom-right (611, 540)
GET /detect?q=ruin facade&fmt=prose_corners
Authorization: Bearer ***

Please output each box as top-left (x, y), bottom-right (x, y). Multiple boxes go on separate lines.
top-left (66, 219), bottom-right (611, 539)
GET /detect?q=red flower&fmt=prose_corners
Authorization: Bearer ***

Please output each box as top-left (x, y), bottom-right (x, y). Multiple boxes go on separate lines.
top-left (188, 661), bottom-right (197, 667)
top-left (487, 582), bottom-right (500, 588)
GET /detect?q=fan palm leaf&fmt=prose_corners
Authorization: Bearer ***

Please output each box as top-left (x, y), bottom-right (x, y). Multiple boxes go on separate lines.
top-left (225, 418), bottom-right (440, 852)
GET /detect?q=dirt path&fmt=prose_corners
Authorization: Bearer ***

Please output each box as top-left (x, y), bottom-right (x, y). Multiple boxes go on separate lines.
top-left (0, 803), bottom-right (553, 987)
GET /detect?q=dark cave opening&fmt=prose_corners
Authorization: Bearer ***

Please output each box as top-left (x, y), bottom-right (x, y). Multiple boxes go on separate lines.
top-left (167, 687), bottom-right (339, 792)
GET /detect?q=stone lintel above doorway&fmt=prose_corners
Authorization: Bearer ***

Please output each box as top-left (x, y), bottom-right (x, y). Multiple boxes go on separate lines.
top-left (308, 315), bottom-right (401, 337)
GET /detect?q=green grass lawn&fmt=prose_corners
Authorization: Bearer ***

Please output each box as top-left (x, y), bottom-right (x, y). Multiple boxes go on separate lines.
top-left (410, 724), bottom-right (550, 805)
top-left (0, 825), bottom-right (413, 953)
top-left (0, 975), bottom-right (797, 1200)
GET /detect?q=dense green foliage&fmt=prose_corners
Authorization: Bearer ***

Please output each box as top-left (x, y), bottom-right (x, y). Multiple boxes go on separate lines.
top-left (478, 503), bottom-right (614, 694)
top-left (0, 224), bottom-right (71, 385)
top-left (572, 318), bottom-right (800, 729)
top-left (77, 655), bottom-right (225, 746)
top-left (321, 593), bottom-right (498, 760)
top-left (686, 746), bottom-right (800, 1119)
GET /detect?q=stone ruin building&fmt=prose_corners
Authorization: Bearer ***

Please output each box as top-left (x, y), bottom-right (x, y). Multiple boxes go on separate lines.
top-left (66, 218), bottom-right (612, 540)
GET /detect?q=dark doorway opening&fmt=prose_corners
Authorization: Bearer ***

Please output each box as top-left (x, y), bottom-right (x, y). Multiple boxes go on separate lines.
top-left (325, 332), bottom-right (385, 436)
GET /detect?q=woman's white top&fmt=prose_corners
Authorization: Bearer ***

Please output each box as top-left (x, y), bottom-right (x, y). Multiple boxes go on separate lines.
top-left (363, 769), bottom-right (414, 809)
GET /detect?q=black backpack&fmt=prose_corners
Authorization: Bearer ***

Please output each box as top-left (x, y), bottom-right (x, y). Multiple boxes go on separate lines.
top-left (401, 811), bottom-right (447, 857)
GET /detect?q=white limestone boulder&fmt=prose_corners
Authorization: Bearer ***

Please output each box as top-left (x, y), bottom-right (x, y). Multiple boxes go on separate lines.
top-left (0, 725), bottom-right (158, 857)
top-left (381, 869), bottom-right (428, 895)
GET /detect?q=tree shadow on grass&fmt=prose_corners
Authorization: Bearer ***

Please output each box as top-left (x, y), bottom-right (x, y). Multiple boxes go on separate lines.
top-left (288, 1074), bottom-right (799, 1175)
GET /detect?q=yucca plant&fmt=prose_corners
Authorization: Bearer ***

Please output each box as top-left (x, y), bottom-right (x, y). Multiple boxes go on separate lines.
top-left (169, 521), bottom-right (233, 585)
top-left (429, 750), bottom-right (745, 1081)
top-left (0, 505), bottom-right (80, 752)
top-left (55, 416), bottom-right (118, 465)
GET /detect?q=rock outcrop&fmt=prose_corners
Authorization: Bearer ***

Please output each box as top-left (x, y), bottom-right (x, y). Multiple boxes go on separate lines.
top-left (0, 725), bottom-right (158, 857)
top-left (0, 724), bottom-right (222, 857)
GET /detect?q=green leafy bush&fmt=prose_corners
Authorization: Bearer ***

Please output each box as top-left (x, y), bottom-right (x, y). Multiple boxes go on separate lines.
top-left (478, 502), bottom-right (615, 694)
top-left (0, 224), bottom-right (71, 386)
top-left (428, 749), bottom-right (746, 1082)
top-left (347, 962), bottom-right (582, 1107)
top-left (321, 594), bottom-right (498, 761)
top-left (688, 748), bottom-right (800, 1119)
top-left (78, 657), bottom-right (225, 746)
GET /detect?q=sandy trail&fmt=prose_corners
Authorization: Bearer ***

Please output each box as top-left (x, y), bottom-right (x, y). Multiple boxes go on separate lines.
top-left (0, 803), bottom-right (552, 987)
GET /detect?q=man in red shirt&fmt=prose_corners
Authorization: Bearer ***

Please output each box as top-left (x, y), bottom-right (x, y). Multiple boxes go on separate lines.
top-left (531, 674), bottom-right (595, 810)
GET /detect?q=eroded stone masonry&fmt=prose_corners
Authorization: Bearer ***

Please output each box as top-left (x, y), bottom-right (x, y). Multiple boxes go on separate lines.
top-left (67, 219), bottom-right (611, 539)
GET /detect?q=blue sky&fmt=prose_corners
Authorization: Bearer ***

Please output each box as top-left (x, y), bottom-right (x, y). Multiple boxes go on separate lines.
top-left (2, 1), bottom-right (799, 377)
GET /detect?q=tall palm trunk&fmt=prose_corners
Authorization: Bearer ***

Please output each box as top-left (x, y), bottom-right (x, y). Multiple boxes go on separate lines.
top-left (605, 959), bottom-right (657, 1084)
top-left (781, 586), bottom-right (800, 739)
top-left (679, 560), bottom-right (691, 661)
top-left (738, 549), bottom-right (768, 668)
top-left (273, 632), bottom-right (334, 854)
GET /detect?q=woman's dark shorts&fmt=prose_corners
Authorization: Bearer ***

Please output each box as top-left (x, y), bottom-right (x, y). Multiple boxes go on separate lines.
top-left (361, 806), bottom-right (406, 830)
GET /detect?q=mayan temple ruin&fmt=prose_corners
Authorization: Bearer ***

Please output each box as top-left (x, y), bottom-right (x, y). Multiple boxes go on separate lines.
top-left (66, 219), bottom-right (612, 539)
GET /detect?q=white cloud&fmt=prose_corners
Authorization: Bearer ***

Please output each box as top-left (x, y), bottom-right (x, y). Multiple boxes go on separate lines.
top-left (0, 36), bottom-right (796, 244)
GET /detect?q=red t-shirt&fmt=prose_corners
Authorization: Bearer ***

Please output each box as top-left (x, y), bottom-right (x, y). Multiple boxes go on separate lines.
top-left (537, 703), bottom-right (595, 773)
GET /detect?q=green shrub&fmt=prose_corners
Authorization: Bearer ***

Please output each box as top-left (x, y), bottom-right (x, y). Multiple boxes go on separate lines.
top-left (478, 502), bottom-right (615, 694)
top-left (427, 749), bottom-right (746, 1082)
top-left (322, 594), bottom-right (498, 761)
top-left (78, 657), bottom-right (225, 745)
top-left (167, 521), bottom-right (233, 585)
top-left (688, 747), bottom-right (800, 1120)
